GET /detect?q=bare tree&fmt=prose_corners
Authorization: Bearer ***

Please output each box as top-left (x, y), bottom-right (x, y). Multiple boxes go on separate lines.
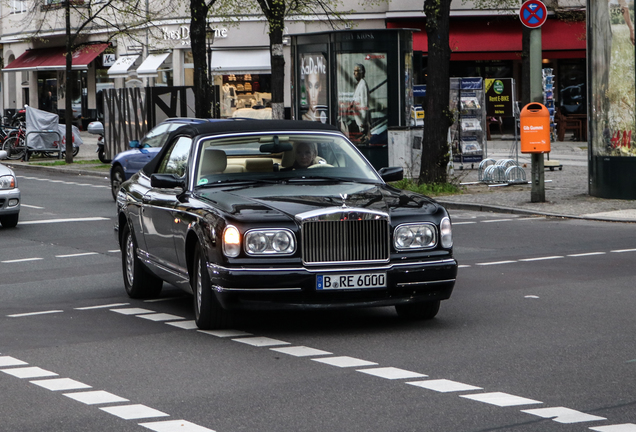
top-left (9, 0), bottom-right (175, 163)
top-left (190, 0), bottom-right (218, 118)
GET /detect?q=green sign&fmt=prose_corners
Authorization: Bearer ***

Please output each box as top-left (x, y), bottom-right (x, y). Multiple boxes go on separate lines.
top-left (485, 78), bottom-right (514, 117)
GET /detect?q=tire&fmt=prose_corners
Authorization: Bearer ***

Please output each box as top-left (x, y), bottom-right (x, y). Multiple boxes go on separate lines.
top-left (192, 243), bottom-right (231, 330)
top-left (121, 223), bottom-right (163, 299)
top-left (0, 213), bottom-right (19, 228)
top-left (97, 148), bottom-right (111, 164)
top-left (111, 165), bottom-right (126, 201)
top-left (2, 136), bottom-right (25, 160)
top-left (395, 300), bottom-right (440, 321)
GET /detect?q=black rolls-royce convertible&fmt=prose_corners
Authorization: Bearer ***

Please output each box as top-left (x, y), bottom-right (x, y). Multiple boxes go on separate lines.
top-left (115, 120), bottom-right (458, 329)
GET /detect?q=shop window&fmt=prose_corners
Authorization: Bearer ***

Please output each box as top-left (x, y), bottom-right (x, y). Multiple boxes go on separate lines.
top-left (184, 50), bottom-right (194, 87)
top-left (558, 59), bottom-right (586, 115)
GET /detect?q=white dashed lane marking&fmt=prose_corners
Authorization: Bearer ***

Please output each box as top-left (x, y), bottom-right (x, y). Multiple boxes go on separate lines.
top-left (166, 320), bottom-right (199, 330)
top-left (460, 392), bottom-right (542, 407)
top-left (138, 313), bottom-right (185, 322)
top-left (1, 257), bottom-right (43, 264)
top-left (312, 356), bottom-right (378, 368)
top-left (2, 367), bottom-right (58, 379)
top-left (356, 367), bottom-right (426, 380)
top-left (7, 310), bottom-right (63, 318)
top-left (0, 356), bottom-right (28, 367)
top-left (407, 379), bottom-right (482, 393)
top-left (31, 378), bottom-right (92, 391)
top-left (110, 307), bottom-right (154, 315)
top-left (100, 404), bottom-right (169, 420)
top-left (18, 176), bottom-right (109, 190)
top-left (232, 337), bottom-right (290, 347)
top-left (590, 424), bottom-right (636, 431)
top-left (270, 346), bottom-right (332, 357)
top-left (521, 407), bottom-right (606, 424)
top-left (64, 390), bottom-right (128, 405)
top-left (139, 419), bottom-right (215, 432)
top-left (19, 217), bottom-right (109, 225)
top-left (74, 303), bottom-right (129, 310)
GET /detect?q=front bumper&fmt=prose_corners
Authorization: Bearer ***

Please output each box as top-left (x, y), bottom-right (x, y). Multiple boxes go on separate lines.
top-left (0, 188), bottom-right (21, 215)
top-left (208, 258), bottom-right (458, 311)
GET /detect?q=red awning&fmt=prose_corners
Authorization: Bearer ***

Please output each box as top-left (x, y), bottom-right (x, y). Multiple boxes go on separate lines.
top-left (5, 43), bottom-right (109, 71)
top-left (388, 19), bottom-right (585, 60)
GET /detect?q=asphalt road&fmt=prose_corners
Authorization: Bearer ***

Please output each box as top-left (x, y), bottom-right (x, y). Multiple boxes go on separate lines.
top-left (1, 168), bottom-right (635, 432)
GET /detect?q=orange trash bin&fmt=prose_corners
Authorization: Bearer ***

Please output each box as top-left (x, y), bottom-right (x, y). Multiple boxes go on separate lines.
top-left (520, 103), bottom-right (551, 153)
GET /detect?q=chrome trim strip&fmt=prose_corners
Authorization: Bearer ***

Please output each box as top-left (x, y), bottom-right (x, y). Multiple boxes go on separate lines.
top-left (295, 206), bottom-right (389, 222)
top-left (207, 258), bottom-right (456, 273)
top-left (212, 285), bottom-right (303, 293)
top-left (396, 279), bottom-right (456, 288)
top-left (137, 248), bottom-right (189, 281)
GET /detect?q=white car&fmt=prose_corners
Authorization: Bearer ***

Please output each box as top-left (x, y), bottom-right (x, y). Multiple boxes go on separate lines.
top-left (0, 150), bottom-right (20, 228)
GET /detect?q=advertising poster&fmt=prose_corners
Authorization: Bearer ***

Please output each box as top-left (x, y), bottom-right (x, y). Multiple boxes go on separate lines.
top-left (485, 78), bottom-right (514, 118)
top-left (336, 53), bottom-right (388, 146)
top-left (589, 0), bottom-right (635, 156)
top-left (300, 53), bottom-right (328, 123)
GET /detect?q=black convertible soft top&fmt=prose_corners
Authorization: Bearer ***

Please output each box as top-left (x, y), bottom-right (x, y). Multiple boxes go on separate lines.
top-left (142, 119), bottom-right (341, 176)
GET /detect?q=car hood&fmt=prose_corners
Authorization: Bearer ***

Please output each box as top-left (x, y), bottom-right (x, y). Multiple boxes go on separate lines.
top-left (0, 163), bottom-right (15, 177)
top-left (195, 182), bottom-right (440, 222)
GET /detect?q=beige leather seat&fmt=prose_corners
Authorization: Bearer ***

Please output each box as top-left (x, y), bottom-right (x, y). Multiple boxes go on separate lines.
top-left (245, 158), bottom-right (274, 172)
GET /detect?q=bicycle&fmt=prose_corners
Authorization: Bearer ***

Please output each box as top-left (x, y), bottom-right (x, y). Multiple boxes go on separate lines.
top-left (0, 125), bottom-right (26, 160)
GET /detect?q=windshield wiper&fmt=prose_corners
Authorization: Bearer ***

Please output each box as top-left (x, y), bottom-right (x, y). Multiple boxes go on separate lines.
top-left (286, 175), bottom-right (363, 183)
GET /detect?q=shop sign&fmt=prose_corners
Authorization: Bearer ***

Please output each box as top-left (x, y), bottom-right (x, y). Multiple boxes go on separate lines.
top-left (485, 78), bottom-right (514, 117)
top-left (103, 53), bottom-right (116, 67)
top-left (161, 25), bottom-right (228, 45)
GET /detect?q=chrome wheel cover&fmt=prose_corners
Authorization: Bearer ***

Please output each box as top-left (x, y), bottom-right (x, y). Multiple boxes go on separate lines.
top-left (125, 232), bottom-right (135, 286)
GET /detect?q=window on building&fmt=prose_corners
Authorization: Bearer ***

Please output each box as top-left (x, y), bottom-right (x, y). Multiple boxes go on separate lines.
top-left (11, 0), bottom-right (27, 13)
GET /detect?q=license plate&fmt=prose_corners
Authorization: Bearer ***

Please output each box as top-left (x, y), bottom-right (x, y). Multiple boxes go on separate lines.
top-left (316, 273), bottom-right (386, 290)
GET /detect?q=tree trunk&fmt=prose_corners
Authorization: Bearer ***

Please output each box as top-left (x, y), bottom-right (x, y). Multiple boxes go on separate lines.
top-left (419, 0), bottom-right (452, 184)
top-left (268, 2), bottom-right (285, 119)
top-left (65, 0), bottom-right (74, 164)
top-left (190, 0), bottom-right (211, 118)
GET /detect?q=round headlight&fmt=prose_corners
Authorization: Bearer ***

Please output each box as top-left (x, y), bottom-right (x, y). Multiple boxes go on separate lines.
top-left (395, 226), bottom-right (414, 248)
top-left (246, 233), bottom-right (268, 253)
top-left (272, 231), bottom-right (292, 252)
top-left (413, 226), bottom-right (434, 247)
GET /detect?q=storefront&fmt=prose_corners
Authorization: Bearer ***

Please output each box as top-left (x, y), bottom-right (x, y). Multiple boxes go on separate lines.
top-left (587, 0), bottom-right (636, 199)
top-left (3, 43), bottom-right (110, 123)
top-left (388, 18), bottom-right (587, 122)
top-left (104, 22), bottom-right (273, 118)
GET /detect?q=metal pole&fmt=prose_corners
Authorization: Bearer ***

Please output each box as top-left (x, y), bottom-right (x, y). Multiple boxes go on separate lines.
top-left (529, 27), bottom-right (545, 202)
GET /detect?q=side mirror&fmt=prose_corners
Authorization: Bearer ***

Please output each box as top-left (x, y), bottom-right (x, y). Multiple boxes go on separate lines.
top-left (150, 173), bottom-right (186, 189)
top-left (378, 167), bottom-right (404, 182)
top-left (129, 140), bottom-right (140, 148)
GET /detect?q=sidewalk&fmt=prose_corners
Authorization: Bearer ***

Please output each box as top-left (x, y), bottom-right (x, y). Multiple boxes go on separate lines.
top-left (5, 131), bottom-right (636, 223)
top-left (438, 134), bottom-right (636, 223)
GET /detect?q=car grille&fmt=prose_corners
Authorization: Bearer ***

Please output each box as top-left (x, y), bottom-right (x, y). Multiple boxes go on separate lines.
top-left (302, 218), bottom-right (390, 264)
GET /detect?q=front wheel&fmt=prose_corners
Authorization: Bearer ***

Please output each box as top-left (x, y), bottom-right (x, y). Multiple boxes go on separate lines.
top-left (2, 136), bottom-right (26, 160)
top-left (121, 223), bottom-right (163, 299)
top-left (395, 300), bottom-right (440, 321)
top-left (0, 213), bottom-right (19, 228)
top-left (192, 243), bottom-right (232, 330)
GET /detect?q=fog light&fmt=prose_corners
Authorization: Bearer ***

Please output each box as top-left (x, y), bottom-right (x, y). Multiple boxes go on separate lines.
top-left (8, 198), bottom-right (19, 207)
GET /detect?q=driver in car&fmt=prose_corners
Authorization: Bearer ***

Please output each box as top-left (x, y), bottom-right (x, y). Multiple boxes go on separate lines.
top-left (284, 142), bottom-right (318, 170)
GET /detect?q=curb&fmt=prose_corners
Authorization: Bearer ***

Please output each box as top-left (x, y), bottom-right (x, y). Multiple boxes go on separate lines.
top-left (437, 200), bottom-right (636, 224)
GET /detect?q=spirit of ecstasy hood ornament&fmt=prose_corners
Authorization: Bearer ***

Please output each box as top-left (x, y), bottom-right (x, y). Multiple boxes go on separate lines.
top-left (339, 193), bottom-right (348, 208)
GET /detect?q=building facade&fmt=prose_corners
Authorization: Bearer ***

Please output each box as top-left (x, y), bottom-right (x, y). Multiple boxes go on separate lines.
top-left (0, 0), bottom-right (585, 125)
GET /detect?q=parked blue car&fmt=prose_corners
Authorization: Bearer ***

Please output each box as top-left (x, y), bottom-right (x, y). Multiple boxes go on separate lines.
top-left (110, 118), bottom-right (222, 200)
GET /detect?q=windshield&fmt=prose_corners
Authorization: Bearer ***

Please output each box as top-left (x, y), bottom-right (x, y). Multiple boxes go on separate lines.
top-left (193, 132), bottom-right (381, 187)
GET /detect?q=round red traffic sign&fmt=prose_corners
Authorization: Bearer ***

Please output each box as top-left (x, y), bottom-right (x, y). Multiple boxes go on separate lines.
top-left (519, 0), bottom-right (547, 28)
